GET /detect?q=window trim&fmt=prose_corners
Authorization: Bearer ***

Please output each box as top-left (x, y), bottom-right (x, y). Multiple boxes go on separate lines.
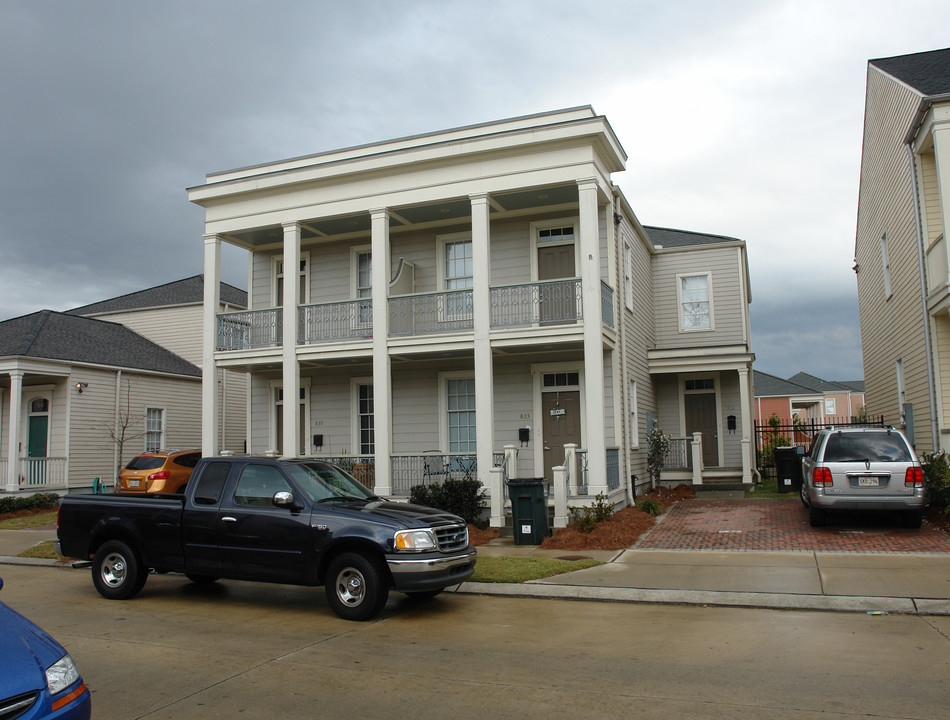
top-left (272, 250), bottom-right (311, 307)
top-left (676, 271), bottom-right (715, 332)
top-left (269, 378), bottom-right (312, 456)
top-left (629, 379), bottom-right (639, 449)
top-left (824, 397), bottom-right (836, 416)
top-left (529, 217), bottom-right (579, 282)
top-left (438, 371), bottom-right (476, 453)
top-left (351, 377), bottom-right (374, 456)
top-left (144, 407), bottom-right (166, 452)
top-left (351, 245), bottom-right (373, 327)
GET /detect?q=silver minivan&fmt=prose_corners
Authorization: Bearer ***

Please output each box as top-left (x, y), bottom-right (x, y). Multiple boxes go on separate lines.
top-left (800, 426), bottom-right (924, 527)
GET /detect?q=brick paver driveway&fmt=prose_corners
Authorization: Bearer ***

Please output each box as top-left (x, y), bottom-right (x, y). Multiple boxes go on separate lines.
top-left (636, 498), bottom-right (950, 552)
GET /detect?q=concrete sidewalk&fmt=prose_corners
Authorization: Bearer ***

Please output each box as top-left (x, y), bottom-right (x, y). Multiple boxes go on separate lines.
top-left (4, 527), bottom-right (950, 616)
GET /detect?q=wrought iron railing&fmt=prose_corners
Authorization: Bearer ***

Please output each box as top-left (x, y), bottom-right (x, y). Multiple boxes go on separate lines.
top-left (664, 437), bottom-right (690, 469)
top-left (18, 457), bottom-right (67, 488)
top-left (298, 300), bottom-right (373, 344)
top-left (313, 455), bottom-right (375, 488)
top-left (606, 448), bottom-right (620, 490)
top-left (601, 281), bottom-right (614, 328)
top-left (389, 290), bottom-right (474, 336)
top-left (390, 453), bottom-right (476, 495)
top-left (490, 279), bottom-right (582, 328)
top-left (217, 308), bottom-right (282, 351)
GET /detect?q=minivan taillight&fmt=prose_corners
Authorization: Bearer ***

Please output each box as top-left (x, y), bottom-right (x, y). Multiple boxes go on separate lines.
top-left (905, 467), bottom-right (924, 488)
top-left (813, 467), bottom-right (833, 487)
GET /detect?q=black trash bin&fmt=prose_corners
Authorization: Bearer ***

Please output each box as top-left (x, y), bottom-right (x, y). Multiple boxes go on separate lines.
top-left (507, 478), bottom-right (549, 545)
top-left (773, 446), bottom-right (804, 494)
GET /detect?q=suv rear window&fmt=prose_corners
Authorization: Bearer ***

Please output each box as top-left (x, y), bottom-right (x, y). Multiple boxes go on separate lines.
top-left (125, 456), bottom-right (165, 470)
top-left (822, 432), bottom-right (911, 463)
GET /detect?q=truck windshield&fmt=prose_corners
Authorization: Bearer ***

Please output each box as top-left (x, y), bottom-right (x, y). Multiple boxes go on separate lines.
top-left (285, 462), bottom-right (378, 503)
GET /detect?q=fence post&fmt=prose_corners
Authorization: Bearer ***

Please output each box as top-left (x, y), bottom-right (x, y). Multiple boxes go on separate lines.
top-left (690, 432), bottom-right (703, 485)
top-left (489, 466), bottom-right (505, 528)
top-left (563, 443), bottom-right (578, 495)
top-left (553, 465), bottom-right (568, 528)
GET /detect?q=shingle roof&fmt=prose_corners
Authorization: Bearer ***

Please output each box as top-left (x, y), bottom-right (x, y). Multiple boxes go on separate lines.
top-left (67, 275), bottom-right (246, 317)
top-left (643, 226), bottom-right (743, 248)
top-left (0, 310), bottom-right (201, 377)
top-left (787, 372), bottom-right (861, 393)
top-left (870, 47), bottom-right (950, 97)
top-left (754, 370), bottom-right (819, 397)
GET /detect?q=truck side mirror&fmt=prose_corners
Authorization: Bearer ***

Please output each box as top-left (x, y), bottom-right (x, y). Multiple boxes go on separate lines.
top-left (273, 491), bottom-right (300, 510)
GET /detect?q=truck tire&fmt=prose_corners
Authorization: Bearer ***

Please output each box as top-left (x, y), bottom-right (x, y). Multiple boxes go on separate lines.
top-left (325, 552), bottom-right (389, 621)
top-left (92, 540), bottom-right (146, 600)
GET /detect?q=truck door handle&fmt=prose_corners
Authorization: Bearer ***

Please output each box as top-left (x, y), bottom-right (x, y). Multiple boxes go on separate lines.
top-left (221, 516), bottom-right (237, 523)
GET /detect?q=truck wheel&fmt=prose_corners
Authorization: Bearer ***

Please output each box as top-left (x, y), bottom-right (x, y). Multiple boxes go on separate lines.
top-left (325, 552), bottom-right (388, 621)
top-left (92, 540), bottom-right (146, 600)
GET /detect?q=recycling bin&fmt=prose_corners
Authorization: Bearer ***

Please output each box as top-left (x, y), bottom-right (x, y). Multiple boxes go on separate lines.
top-left (773, 446), bottom-right (804, 494)
top-left (507, 478), bottom-right (549, 545)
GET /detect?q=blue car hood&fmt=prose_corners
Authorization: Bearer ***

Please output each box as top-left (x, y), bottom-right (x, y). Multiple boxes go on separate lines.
top-left (0, 600), bottom-right (65, 696)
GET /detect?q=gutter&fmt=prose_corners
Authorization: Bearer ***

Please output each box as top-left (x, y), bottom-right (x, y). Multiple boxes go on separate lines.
top-left (906, 143), bottom-right (939, 450)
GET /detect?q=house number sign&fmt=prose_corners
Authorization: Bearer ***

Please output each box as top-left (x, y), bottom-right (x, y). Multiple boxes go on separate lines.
top-left (550, 408), bottom-right (566, 417)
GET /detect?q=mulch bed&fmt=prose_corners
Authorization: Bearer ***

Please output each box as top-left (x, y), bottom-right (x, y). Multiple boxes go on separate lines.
top-left (0, 507), bottom-right (58, 524)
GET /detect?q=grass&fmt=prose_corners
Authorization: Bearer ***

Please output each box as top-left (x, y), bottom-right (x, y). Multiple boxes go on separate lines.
top-left (18, 540), bottom-right (60, 560)
top-left (745, 475), bottom-right (788, 498)
top-left (0, 511), bottom-right (58, 530)
top-left (471, 556), bottom-right (603, 583)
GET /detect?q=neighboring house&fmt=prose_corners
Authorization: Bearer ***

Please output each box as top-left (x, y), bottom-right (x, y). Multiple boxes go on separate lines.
top-left (68, 275), bottom-right (248, 454)
top-left (0, 311), bottom-right (201, 493)
top-left (187, 107), bottom-right (755, 527)
top-left (753, 370), bottom-right (865, 425)
top-left (854, 47), bottom-right (950, 453)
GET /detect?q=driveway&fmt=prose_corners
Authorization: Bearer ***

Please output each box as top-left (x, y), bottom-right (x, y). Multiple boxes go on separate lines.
top-left (635, 498), bottom-right (950, 552)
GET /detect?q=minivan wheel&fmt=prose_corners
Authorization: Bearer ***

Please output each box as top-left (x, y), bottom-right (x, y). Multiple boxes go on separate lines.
top-left (808, 506), bottom-right (827, 527)
top-left (901, 510), bottom-right (923, 529)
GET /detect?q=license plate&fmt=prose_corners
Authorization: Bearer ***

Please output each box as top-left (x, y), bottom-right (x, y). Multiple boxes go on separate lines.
top-left (857, 477), bottom-right (879, 487)
top-left (129, 480), bottom-right (141, 488)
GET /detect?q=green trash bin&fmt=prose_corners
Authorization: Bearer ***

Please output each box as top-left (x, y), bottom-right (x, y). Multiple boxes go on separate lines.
top-left (507, 478), bottom-right (549, 545)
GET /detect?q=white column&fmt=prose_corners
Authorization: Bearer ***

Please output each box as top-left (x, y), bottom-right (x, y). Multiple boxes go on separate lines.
top-left (370, 209), bottom-right (393, 496)
top-left (691, 432), bottom-right (704, 485)
top-left (281, 222), bottom-right (301, 458)
top-left (489, 467), bottom-right (504, 528)
top-left (578, 179), bottom-right (608, 495)
top-left (202, 235), bottom-right (221, 457)
top-left (738, 366), bottom-right (753, 485)
top-left (552, 464), bottom-right (568, 528)
top-left (471, 194), bottom-right (495, 494)
top-left (6, 371), bottom-right (23, 491)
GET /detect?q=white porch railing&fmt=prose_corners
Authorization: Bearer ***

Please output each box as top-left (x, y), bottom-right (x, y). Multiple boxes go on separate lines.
top-left (217, 308), bottom-right (282, 351)
top-left (489, 279), bottom-right (582, 328)
top-left (298, 300), bottom-right (373, 344)
top-left (18, 457), bottom-right (67, 489)
top-left (389, 453), bottom-right (477, 495)
top-left (389, 290), bottom-right (473, 336)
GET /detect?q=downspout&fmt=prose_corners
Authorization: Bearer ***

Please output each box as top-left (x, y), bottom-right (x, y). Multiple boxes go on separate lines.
top-left (906, 143), bottom-right (939, 451)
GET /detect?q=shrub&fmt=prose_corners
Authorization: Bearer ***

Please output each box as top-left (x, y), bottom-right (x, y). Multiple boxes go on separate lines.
top-left (646, 420), bottom-right (670, 487)
top-left (636, 496), bottom-right (664, 516)
top-left (0, 492), bottom-right (60, 516)
top-left (568, 492), bottom-right (614, 533)
top-left (921, 452), bottom-right (950, 516)
top-left (410, 478), bottom-right (488, 528)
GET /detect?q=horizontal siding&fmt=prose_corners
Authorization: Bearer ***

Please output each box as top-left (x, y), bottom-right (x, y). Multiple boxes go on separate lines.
top-left (855, 67), bottom-right (933, 450)
top-left (920, 151), bottom-right (943, 245)
top-left (95, 305), bottom-right (203, 364)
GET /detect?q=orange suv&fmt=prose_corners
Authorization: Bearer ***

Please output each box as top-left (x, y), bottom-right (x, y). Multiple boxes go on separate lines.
top-left (117, 449), bottom-right (201, 494)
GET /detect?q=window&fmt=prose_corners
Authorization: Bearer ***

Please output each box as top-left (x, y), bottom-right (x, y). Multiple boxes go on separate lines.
top-left (880, 232), bottom-right (892, 299)
top-left (685, 378), bottom-right (715, 391)
top-left (273, 383), bottom-right (310, 455)
top-left (355, 249), bottom-right (372, 325)
top-left (145, 408), bottom-right (165, 452)
top-left (274, 252), bottom-right (310, 306)
top-left (447, 378), bottom-right (476, 453)
top-left (538, 226), bottom-right (575, 244)
top-left (624, 238), bottom-right (634, 311)
top-left (629, 380), bottom-right (639, 448)
top-left (824, 398), bottom-right (836, 416)
top-left (543, 372), bottom-right (580, 388)
top-left (358, 384), bottom-right (374, 455)
top-left (678, 273), bottom-right (713, 331)
top-left (440, 236), bottom-right (473, 320)
top-left (192, 461), bottom-right (231, 505)
top-left (233, 464), bottom-right (293, 507)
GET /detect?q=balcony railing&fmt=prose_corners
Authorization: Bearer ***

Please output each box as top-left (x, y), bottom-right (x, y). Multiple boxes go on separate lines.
top-left (217, 308), bottom-right (282, 351)
top-left (925, 233), bottom-right (948, 301)
top-left (389, 290), bottom-right (474, 336)
top-left (490, 279), bottom-right (582, 328)
top-left (390, 453), bottom-right (476, 495)
top-left (313, 454), bottom-right (375, 488)
top-left (19, 457), bottom-right (67, 489)
top-left (601, 281), bottom-right (614, 328)
top-left (664, 437), bottom-right (691, 470)
top-left (299, 300), bottom-right (373, 344)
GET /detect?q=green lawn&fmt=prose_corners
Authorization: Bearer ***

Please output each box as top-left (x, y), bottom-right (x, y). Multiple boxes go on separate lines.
top-left (471, 556), bottom-right (602, 583)
top-left (0, 511), bottom-right (58, 530)
top-left (18, 540), bottom-right (60, 560)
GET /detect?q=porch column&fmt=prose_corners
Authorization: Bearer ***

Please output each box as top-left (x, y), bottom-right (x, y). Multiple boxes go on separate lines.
top-left (578, 179), bottom-right (607, 495)
top-left (471, 194), bottom-right (495, 491)
top-left (281, 222), bottom-right (301, 458)
top-left (370, 209), bottom-right (393, 496)
top-left (202, 235), bottom-right (222, 456)
top-left (738, 366), bottom-right (753, 484)
top-left (5, 371), bottom-right (22, 492)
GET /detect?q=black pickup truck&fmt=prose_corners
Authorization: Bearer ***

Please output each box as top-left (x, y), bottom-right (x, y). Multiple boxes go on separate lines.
top-left (57, 456), bottom-right (476, 620)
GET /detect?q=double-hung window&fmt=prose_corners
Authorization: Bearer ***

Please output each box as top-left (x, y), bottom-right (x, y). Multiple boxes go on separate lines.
top-left (145, 408), bottom-right (165, 452)
top-left (443, 238), bottom-right (473, 321)
top-left (447, 378), bottom-right (476, 453)
top-left (358, 384), bottom-right (374, 455)
top-left (356, 250), bottom-right (372, 326)
top-left (678, 273), bottom-right (713, 331)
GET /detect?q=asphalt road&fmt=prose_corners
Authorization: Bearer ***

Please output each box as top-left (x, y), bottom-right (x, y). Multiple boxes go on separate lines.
top-left (2, 564), bottom-right (948, 719)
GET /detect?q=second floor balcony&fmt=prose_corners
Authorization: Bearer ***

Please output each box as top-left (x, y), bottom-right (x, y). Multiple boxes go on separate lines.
top-left (217, 278), bottom-right (613, 351)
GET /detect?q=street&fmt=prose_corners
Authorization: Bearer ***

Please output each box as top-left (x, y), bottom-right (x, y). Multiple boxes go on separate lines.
top-left (1, 565), bottom-right (948, 719)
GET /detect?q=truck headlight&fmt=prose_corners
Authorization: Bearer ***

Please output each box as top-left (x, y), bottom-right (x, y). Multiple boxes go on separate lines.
top-left (46, 654), bottom-right (80, 695)
top-left (394, 529), bottom-right (437, 552)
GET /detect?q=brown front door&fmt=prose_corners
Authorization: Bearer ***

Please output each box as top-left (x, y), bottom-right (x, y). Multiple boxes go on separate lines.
top-left (685, 393), bottom-right (719, 466)
top-left (538, 245), bottom-right (576, 324)
top-left (542, 391), bottom-right (581, 480)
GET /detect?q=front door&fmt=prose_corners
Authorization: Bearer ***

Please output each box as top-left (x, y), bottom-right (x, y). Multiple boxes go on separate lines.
top-left (538, 245), bottom-right (576, 324)
top-left (685, 393), bottom-right (719, 466)
top-left (27, 404), bottom-right (49, 485)
top-left (542, 391), bottom-right (581, 480)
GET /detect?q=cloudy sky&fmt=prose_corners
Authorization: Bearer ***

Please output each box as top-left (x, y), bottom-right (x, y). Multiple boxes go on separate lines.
top-left (2, 0), bottom-right (949, 382)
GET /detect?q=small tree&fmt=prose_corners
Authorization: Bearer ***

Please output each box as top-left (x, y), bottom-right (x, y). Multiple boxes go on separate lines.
top-left (646, 419), bottom-right (670, 489)
top-left (100, 378), bottom-right (148, 483)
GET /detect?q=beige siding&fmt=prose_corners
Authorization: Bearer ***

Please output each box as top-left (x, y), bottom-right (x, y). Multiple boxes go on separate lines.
top-left (919, 151), bottom-right (944, 245)
top-left (652, 247), bottom-right (745, 349)
top-left (855, 67), bottom-right (933, 450)
top-left (97, 305), bottom-right (204, 364)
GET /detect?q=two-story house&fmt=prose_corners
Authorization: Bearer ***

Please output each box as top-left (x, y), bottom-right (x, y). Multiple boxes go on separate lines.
top-left (855, 47), bottom-right (950, 453)
top-left (188, 107), bottom-right (754, 527)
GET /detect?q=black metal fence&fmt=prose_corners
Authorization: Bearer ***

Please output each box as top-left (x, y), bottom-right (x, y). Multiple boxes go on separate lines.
top-left (755, 416), bottom-right (885, 479)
